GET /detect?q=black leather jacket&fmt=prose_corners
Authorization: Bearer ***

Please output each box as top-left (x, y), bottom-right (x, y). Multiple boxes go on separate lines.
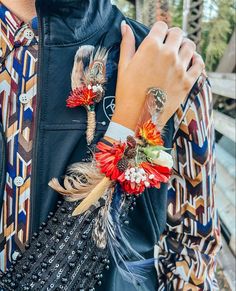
top-left (0, 0), bottom-right (174, 290)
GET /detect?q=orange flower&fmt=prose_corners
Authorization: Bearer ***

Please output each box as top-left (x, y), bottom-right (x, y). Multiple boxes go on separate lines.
top-left (138, 120), bottom-right (164, 146)
top-left (66, 86), bottom-right (96, 108)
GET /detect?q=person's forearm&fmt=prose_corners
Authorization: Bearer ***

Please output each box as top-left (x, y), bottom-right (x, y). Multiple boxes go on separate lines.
top-left (110, 21), bottom-right (203, 135)
top-left (111, 106), bottom-right (143, 131)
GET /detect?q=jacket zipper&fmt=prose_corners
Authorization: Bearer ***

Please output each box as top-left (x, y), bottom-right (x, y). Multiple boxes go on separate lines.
top-left (29, 9), bottom-right (43, 238)
top-left (0, 123), bottom-right (6, 203)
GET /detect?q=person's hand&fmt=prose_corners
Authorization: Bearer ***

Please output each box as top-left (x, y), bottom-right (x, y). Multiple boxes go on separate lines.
top-left (112, 21), bottom-right (205, 130)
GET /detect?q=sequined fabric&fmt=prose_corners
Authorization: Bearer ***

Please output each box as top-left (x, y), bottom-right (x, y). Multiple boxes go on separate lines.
top-left (0, 196), bottom-right (137, 290)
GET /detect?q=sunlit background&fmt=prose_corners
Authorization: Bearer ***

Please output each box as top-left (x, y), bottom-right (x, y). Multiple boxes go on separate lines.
top-left (112, 1), bottom-right (236, 290)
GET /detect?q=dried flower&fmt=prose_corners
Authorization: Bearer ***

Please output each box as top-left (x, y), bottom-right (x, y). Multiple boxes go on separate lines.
top-left (127, 136), bottom-right (137, 148)
top-left (117, 158), bottom-right (129, 172)
top-left (124, 147), bottom-right (137, 159)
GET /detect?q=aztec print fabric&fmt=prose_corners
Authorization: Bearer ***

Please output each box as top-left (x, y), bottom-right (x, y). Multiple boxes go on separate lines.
top-left (0, 4), bottom-right (38, 271)
top-left (155, 77), bottom-right (222, 290)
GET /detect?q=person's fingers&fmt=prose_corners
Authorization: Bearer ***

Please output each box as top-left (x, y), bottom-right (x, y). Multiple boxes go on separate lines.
top-left (147, 21), bottom-right (168, 44)
top-left (119, 21), bottom-right (136, 71)
top-left (179, 38), bottom-right (196, 69)
top-left (165, 27), bottom-right (184, 51)
top-left (187, 52), bottom-right (205, 83)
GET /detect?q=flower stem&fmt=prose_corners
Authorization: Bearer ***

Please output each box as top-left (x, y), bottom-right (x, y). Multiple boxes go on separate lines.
top-left (86, 110), bottom-right (96, 145)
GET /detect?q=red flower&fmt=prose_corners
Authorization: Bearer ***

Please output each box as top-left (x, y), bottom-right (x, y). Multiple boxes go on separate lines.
top-left (137, 120), bottom-right (164, 146)
top-left (140, 162), bottom-right (171, 185)
top-left (117, 172), bottom-right (145, 195)
top-left (95, 141), bottom-right (126, 180)
top-left (95, 141), bottom-right (172, 196)
top-left (118, 162), bottom-right (172, 195)
top-left (122, 181), bottom-right (146, 195)
top-left (66, 86), bottom-right (96, 108)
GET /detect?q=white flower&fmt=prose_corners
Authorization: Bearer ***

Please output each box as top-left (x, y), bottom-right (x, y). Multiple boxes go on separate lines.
top-left (90, 84), bottom-right (103, 93)
top-left (138, 168), bottom-right (145, 175)
top-left (152, 150), bottom-right (173, 168)
top-left (92, 85), bottom-right (98, 92)
top-left (136, 177), bottom-right (141, 184)
top-left (125, 169), bottom-right (130, 175)
top-left (97, 84), bottom-right (103, 92)
top-left (144, 181), bottom-right (150, 187)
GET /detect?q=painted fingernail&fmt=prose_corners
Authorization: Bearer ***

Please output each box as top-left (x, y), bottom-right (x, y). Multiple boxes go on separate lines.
top-left (121, 20), bottom-right (127, 36)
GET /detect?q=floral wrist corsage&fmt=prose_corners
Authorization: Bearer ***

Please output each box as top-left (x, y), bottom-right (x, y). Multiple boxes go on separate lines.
top-left (95, 120), bottom-right (173, 196)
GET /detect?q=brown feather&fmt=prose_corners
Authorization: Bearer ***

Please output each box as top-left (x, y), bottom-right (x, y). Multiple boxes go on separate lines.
top-left (71, 45), bottom-right (95, 90)
top-left (48, 162), bottom-right (104, 201)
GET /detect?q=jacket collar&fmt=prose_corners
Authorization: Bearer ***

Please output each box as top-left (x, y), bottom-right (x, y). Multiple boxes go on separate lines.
top-left (35, 0), bottom-right (114, 45)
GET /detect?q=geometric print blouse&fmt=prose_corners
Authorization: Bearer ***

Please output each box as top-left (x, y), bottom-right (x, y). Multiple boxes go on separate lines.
top-left (0, 3), bottom-right (222, 289)
top-left (156, 77), bottom-right (222, 290)
top-left (0, 4), bottom-right (38, 271)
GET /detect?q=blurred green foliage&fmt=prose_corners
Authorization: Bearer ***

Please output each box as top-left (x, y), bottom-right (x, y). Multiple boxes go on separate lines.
top-left (200, 0), bottom-right (236, 71)
top-left (111, 0), bottom-right (135, 18)
top-left (169, 0), bottom-right (183, 27)
top-left (169, 0), bottom-right (236, 70)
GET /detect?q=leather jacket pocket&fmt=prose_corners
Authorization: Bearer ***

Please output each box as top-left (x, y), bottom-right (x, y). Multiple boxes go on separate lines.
top-left (0, 123), bottom-right (6, 210)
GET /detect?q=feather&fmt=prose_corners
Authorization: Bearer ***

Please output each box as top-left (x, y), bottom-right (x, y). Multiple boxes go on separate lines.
top-left (48, 162), bottom-right (104, 201)
top-left (72, 177), bottom-right (112, 216)
top-left (93, 185), bottom-right (154, 285)
top-left (71, 45), bottom-right (95, 90)
top-left (85, 46), bottom-right (109, 85)
top-left (92, 189), bottom-right (113, 249)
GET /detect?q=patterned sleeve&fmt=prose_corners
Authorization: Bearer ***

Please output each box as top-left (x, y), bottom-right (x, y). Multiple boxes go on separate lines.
top-left (155, 75), bottom-right (222, 290)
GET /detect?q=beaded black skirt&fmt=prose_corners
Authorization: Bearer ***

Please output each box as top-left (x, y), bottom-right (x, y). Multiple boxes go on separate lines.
top-left (0, 199), bottom-right (110, 291)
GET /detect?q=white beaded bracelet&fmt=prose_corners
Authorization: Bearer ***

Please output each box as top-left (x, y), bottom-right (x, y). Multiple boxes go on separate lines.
top-left (105, 121), bottom-right (135, 142)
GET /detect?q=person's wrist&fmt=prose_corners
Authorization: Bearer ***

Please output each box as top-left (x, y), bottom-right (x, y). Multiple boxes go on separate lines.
top-left (111, 105), bottom-right (143, 131)
top-left (104, 121), bottom-right (135, 142)
top-left (111, 113), bottom-right (137, 131)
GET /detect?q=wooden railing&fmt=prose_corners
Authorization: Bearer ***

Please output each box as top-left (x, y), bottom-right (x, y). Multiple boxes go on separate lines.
top-left (209, 72), bottom-right (236, 255)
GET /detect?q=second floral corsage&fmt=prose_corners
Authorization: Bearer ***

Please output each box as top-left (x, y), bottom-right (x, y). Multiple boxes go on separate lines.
top-left (66, 45), bottom-right (109, 145)
top-left (96, 120), bottom-right (173, 195)
top-left (49, 118), bottom-right (173, 215)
